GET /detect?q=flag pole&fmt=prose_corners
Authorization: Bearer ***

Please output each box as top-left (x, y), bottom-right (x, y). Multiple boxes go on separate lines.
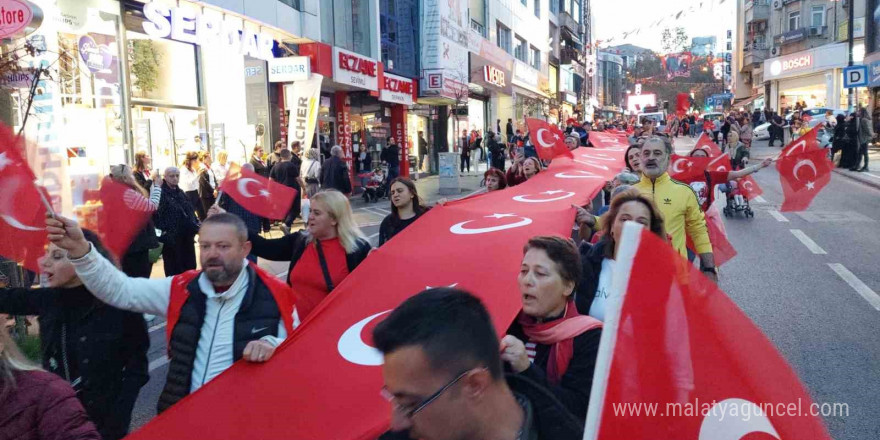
top-left (38, 186), bottom-right (56, 219)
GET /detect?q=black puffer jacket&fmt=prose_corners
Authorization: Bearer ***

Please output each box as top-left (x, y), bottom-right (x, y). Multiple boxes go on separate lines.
top-left (154, 181), bottom-right (199, 242)
top-left (0, 285), bottom-right (149, 440)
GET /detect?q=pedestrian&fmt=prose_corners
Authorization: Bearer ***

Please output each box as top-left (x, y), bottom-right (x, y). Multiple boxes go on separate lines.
top-left (250, 145), bottom-right (269, 178)
top-left (301, 148), bottom-right (322, 198)
top-left (45, 213), bottom-right (296, 413)
top-left (689, 113), bottom-right (697, 137)
top-left (739, 117), bottom-right (753, 150)
top-left (853, 108), bottom-right (873, 172)
top-left (720, 116), bottom-right (732, 144)
top-left (321, 145), bottom-right (353, 194)
top-left (487, 131), bottom-right (506, 171)
top-left (768, 111), bottom-right (785, 147)
top-left (506, 152), bottom-right (527, 187)
top-left (217, 164), bottom-right (262, 262)
top-left (564, 134), bottom-right (580, 151)
top-left (179, 151), bottom-right (203, 219)
top-left (269, 149), bottom-right (303, 232)
top-left (502, 236), bottom-right (602, 421)
top-left (154, 166), bottom-right (199, 276)
top-left (484, 167), bottom-right (507, 192)
top-left (417, 131), bottom-right (428, 171)
top-left (687, 149), bottom-right (772, 211)
top-left (246, 190), bottom-right (370, 319)
top-left (383, 137), bottom-right (401, 183)
top-left (266, 140), bottom-right (285, 171)
top-left (107, 164), bottom-right (162, 278)
top-left (458, 129), bottom-right (471, 173)
top-left (634, 137), bottom-right (716, 279)
top-left (212, 150), bottom-right (230, 186)
top-left (831, 114), bottom-right (848, 165)
top-left (577, 190), bottom-right (667, 318)
top-left (133, 150), bottom-right (153, 191)
top-left (624, 144), bottom-right (642, 176)
top-left (0, 231), bottom-right (148, 440)
top-left (379, 177), bottom-right (429, 246)
top-left (506, 118), bottom-right (515, 142)
top-left (472, 129), bottom-right (484, 163)
top-left (197, 151), bottom-right (217, 220)
top-left (0, 315), bottom-right (102, 440)
top-left (373, 288), bottom-right (586, 440)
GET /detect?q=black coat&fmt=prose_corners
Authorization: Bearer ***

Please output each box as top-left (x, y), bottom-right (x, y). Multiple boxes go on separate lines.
top-left (0, 285), bottom-right (149, 440)
top-left (133, 171), bottom-right (151, 192)
top-left (250, 157), bottom-right (269, 178)
top-left (248, 230), bottom-right (371, 284)
top-left (321, 156), bottom-right (352, 193)
top-left (154, 182), bottom-right (199, 242)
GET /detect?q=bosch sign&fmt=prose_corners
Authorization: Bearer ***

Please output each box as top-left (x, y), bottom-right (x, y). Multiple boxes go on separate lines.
top-left (782, 55), bottom-right (812, 71)
top-left (484, 65), bottom-right (505, 88)
top-left (333, 47), bottom-right (378, 91)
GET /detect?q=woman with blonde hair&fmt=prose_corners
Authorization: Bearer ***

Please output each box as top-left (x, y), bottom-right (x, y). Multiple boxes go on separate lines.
top-left (179, 151), bottom-right (203, 218)
top-left (237, 189), bottom-right (371, 319)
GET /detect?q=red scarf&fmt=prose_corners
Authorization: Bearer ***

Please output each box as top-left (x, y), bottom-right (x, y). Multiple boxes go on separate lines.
top-left (518, 301), bottom-right (602, 384)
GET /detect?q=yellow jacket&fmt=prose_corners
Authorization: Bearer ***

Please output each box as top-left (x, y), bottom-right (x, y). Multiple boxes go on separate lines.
top-left (634, 172), bottom-right (713, 257)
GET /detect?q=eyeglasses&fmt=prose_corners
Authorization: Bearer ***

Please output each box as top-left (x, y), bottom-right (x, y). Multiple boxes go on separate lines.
top-left (380, 367), bottom-right (485, 419)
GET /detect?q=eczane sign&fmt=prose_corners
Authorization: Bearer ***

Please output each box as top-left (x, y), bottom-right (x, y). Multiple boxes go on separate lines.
top-left (333, 47), bottom-right (378, 91)
top-left (379, 73), bottom-right (414, 105)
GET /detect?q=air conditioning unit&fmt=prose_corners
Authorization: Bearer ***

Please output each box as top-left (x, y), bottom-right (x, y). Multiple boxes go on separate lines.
top-left (773, 0), bottom-right (783, 9)
top-left (809, 26), bottom-right (825, 36)
top-left (770, 46), bottom-right (780, 56)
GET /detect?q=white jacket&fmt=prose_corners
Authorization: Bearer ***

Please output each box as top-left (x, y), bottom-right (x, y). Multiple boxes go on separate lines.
top-left (70, 247), bottom-right (290, 392)
top-left (179, 166), bottom-right (199, 192)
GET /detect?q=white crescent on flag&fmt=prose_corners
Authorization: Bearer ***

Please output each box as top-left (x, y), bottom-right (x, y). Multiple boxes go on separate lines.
top-left (237, 178), bottom-right (269, 198)
top-left (555, 170), bottom-right (604, 179)
top-left (0, 215), bottom-right (43, 231)
top-left (449, 213), bottom-right (534, 235)
top-left (512, 190), bottom-right (576, 203)
top-left (536, 128), bottom-right (555, 148)
top-left (792, 159), bottom-right (818, 181)
top-left (698, 398), bottom-right (781, 440)
top-left (337, 310), bottom-right (391, 366)
top-left (671, 158), bottom-right (691, 174)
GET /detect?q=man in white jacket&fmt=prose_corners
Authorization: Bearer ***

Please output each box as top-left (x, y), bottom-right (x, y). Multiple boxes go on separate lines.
top-left (46, 213), bottom-right (295, 413)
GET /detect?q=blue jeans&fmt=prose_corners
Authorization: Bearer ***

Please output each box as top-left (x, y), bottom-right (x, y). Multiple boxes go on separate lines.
top-left (689, 124), bottom-right (696, 136)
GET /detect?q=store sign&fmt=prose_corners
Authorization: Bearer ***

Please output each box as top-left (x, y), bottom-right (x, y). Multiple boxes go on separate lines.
top-left (513, 60), bottom-right (539, 88)
top-left (78, 35), bottom-right (114, 73)
top-left (142, 3), bottom-right (275, 61)
top-left (268, 56), bottom-right (310, 83)
top-left (769, 54), bottom-right (812, 77)
top-left (332, 47), bottom-right (378, 91)
top-left (1, 68), bottom-right (35, 88)
top-left (0, 0), bottom-right (40, 38)
top-left (484, 65), bottom-right (506, 87)
top-left (380, 73), bottom-right (414, 106)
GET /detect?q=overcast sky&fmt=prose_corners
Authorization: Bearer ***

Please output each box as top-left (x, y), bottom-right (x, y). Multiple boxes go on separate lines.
top-left (593, 0), bottom-right (736, 53)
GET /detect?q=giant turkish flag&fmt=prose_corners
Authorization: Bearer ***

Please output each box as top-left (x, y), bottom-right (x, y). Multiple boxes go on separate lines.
top-left (0, 124), bottom-right (47, 271)
top-left (125, 147), bottom-right (627, 439)
top-left (776, 147), bottom-right (832, 212)
top-left (585, 224), bottom-right (831, 440)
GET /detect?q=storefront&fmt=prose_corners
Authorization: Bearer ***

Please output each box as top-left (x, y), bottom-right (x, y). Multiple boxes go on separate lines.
top-left (763, 43), bottom-right (853, 112)
top-left (469, 51), bottom-right (514, 140)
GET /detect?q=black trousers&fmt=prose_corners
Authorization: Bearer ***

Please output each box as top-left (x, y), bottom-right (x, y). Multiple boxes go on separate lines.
top-left (185, 190), bottom-right (205, 220)
top-left (121, 250), bottom-right (152, 278)
top-left (460, 150), bottom-right (471, 172)
top-left (768, 126), bottom-right (781, 146)
top-left (199, 196), bottom-right (215, 221)
top-left (162, 234), bottom-right (196, 276)
top-left (854, 142), bottom-right (869, 169)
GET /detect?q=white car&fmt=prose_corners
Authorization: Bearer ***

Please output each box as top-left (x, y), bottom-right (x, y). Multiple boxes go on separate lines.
top-left (753, 122), bottom-right (771, 140)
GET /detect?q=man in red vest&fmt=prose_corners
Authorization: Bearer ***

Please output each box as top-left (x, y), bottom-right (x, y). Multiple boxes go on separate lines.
top-left (46, 213), bottom-right (295, 413)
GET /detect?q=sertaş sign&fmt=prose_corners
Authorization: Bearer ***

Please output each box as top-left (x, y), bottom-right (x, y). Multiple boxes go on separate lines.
top-left (268, 56), bottom-right (310, 83)
top-left (332, 46), bottom-right (378, 91)
top-left (142, 2), bottom-right (275, 61)
top-left (379, 73), bottom-right (414, 105)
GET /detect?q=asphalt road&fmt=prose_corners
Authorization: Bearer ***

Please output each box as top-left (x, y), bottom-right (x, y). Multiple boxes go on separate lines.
top-left (130, 136), bottom-right (879, 438)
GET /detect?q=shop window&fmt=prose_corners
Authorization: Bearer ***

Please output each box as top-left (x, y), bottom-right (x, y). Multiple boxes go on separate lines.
top-left (811, 6), bottom-right (824, 27)
top-left (788, 11), bottom-right (800, 31)
top-left (498, 23), bottom-right (512, 54)
top-left (515, 35), bottom-right (528, 62)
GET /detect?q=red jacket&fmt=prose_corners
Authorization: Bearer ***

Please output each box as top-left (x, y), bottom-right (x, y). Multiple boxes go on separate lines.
top-left (0, 370), bottom-right (100, 440)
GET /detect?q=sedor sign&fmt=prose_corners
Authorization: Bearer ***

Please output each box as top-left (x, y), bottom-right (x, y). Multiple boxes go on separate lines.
top-left (268, 56), bottom-right (310, 83)
top-left (142, 3), bottom-right (276, 61)
top-left (333, 46), bottom-right (378, 91)
top-left (379, 72), bottom-right (414, 106)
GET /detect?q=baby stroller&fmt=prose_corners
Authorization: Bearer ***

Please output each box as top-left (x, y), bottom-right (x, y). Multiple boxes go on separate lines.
top-left (360, 167), bottom-right (387, 203)
top-left (721, 180), bottom-right (754, 218)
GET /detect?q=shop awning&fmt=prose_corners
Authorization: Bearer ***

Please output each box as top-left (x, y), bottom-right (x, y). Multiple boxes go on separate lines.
top-left (733, 94), bottom-right (763, 108)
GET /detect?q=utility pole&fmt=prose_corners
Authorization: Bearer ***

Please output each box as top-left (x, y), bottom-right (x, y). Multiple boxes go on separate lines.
top-left (847, 0), bottom-right (855, 111)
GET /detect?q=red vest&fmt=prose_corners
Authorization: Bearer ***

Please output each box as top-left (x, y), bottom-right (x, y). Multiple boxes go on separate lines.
top-left (166, 261), bottom-right (295, 346)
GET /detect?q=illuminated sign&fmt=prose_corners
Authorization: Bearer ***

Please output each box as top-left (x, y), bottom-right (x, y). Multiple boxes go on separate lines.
top-left (332, 46), bottom-right (378, 91)
top-left (484, 65), bottom-right (506, 87)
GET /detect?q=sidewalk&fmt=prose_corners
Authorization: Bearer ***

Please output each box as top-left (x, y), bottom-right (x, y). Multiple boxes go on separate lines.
top-left (349, 163), bottom-right (490, 209)
top-left (831, 147), bottom-right (880, 190)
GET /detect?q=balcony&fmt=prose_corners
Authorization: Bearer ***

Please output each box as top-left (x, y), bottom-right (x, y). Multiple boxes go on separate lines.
top-left (560, 47), bottom-right (585, 66)
top-left (745, 0), bottom-right (769, 24)
top-left (743, 48), bottom-right (769, 67)
top-left (559, 10), bottom-right (579, 34)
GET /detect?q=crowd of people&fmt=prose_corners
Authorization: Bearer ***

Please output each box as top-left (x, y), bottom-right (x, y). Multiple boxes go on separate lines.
top-left (2, 111), bottom-right (789, 440)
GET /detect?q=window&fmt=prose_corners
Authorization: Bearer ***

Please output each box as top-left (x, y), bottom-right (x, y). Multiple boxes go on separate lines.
top-left (571, 0), bottom-right (581, 23)
top-left (515, 35), bottom-right (528, 62)
top-left (811, 6), bottom-right (824, 27)
top-left (550, 0), bottom-right (559, 14)
top-left (534, 0), bottom-right (541, 17)
top-left (521, 0), bottom-right (527, 5)
top-left (531, 46), bottom-right (541, 70)
top-left (497, 23), bottom-right (512, 54)
top-left (788, 11), bottom-right (800, 31)
top-left (471, 19), bottom-right (485, 36)
top-left (549, 23), bottom-right (557, 50)
top-left (278, 0), bottom-right (300, 9)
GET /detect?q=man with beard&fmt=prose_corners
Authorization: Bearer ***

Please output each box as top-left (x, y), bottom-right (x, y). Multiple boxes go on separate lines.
top-left (633, 136), bottom-right (717, 281)
top-left (45, 213), bottom-right (295, 413)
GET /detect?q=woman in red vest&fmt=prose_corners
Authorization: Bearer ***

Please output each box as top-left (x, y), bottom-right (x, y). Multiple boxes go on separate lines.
top-left (500, 236), bottom-right (602, 423)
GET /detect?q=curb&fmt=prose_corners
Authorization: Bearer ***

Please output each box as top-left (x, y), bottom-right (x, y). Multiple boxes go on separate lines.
top-left (832, 168), bottom-right (880, 191)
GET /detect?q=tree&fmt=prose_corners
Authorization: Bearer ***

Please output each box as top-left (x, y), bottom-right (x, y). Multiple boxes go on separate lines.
top-left (130, 40), bottom-right (161, 96)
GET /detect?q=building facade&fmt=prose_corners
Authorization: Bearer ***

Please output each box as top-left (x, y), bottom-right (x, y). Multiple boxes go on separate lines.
top-left (596, 51), bottom-right (624, 119)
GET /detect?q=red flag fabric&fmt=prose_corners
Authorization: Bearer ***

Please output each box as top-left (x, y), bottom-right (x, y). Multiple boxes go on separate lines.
top-left (526, 118), bottom-right (574, 161)
top-left (687, 205), bottom-right (737, 266)
top-left (780, 125), bottom-right (820, 158)
top-left (124, 143), bottom-right (627, 440)
top-left (589, 131), bottom-right (630, 150)
top-left (676, 93), bottom-right (689, 116)
top-left (691, 133), bottom-right (723, 157)
top-left (0, 124), bottom-right (46, 271)
top-left (585, 224), bottom-right (831, 440)
top-left (98, 178), bottom-right (156, 259)
top-left (668, 155), bottom-right (712, 182)
top-left (738, 175), bottom-right (763, 200)
top-left (776, 147), bottom-right (832, 212)
top-left (219, 168), bottom-right (298, 220)
top-left (706, 153), bottom-right (732, 172)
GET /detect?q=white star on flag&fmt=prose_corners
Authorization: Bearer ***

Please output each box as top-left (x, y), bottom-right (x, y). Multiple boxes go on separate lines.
top-left (806, 181), bottom-right (815, 190)
top-left (259, 189), bottom-right (271, 197)
top-left (0, 152), bottom-right (11, 171)
top-left (487, 213), bottom-right (517, 219)
top-left (552, 133), bottom-right (560, 140)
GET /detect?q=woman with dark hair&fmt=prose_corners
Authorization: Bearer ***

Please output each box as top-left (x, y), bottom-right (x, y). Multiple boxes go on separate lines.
top-left (179, 151), bottom-right (203, 218)
top-left (132, 150), bottom-right (152, 191)
top-left (501, 236), bottom-right (602, 422)
top-left (0, 231), bottom-right (149, 440)
top-left (487, 131), bottom-right (506, 171)
top-left (484, 167), bottom-right (507, 191)
top-left (831, 113), bottom-right (848, 165)
top-left (841, 113), bottom-right (860, 169)
top-left (107, 164), bottom-right (162, 278)
top-left (250, 145), bottom-right (269, 177)
top-left (576, 189), bottom-right (667, 319)
top-left (197, 151), bottom-right (218, 220)
top-left (379, 177), bottom-right (429, 246)
top-left (624, 144), bottom-right (642, 175)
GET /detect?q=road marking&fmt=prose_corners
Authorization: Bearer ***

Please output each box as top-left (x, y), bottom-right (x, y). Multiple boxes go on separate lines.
top-left (753, 195), bottom-right (767, 204)
top-left (149, 356), bottom-right (169, 372)
top-left (148, 321), bottom-right (166, 333)
top-left (367, 232), bottom-right (380, 239)
top-left (789, 229), bottom-right (827, 254)
top-left (862, 172), bottom-right (880, 180)
top-left (827, 263), bottom-right (880, 311)
top-left (767, 210), bottom-right (789, 222)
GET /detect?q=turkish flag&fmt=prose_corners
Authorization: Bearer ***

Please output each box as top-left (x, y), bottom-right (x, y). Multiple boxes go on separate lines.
top-left (526, 118), bottom-right (573, 161)
top-left (691, 133), bottom-right (723, 157)
top-left (0, 124), bottom-right (47, 271)
top-left (98, 178), bottom-right (156, 259)
top-left (123, 141), bottom-right (625, 440)
top-left (780, 125), bottom-right (821, 158)
top-left (707, 153), bottom-right (732, 173)
top-left (776, 148), bottom-right (832, 212)
top-left (585, 224), bottom-right (831, 440)
top-left (220, 168), bottom-right (297, 220)
top-left (589, 131), bottom-right (630, 150)
top-left (738, 175), bottom-right (763, 200)
top-left (668, 154), bottom-right (712, 182)
top-left (687, 205), bottom-right (736, 266)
